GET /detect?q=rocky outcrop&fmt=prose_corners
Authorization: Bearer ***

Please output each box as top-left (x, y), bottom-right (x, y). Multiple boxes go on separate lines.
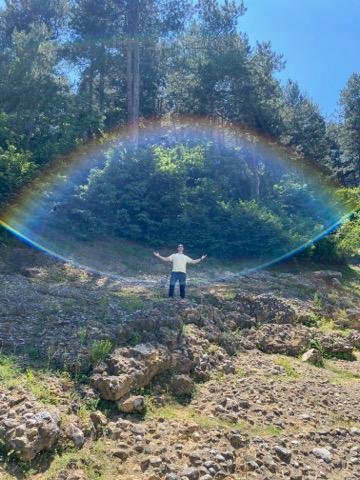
top-left (234, 292), bottom-right (297, 324)
top-left (169, 375), bottom-right (195, 397)
top-left (91, 343), bottom-right (171, 404)
top-left (312, 270), bottom-right (343, 285)
top-left (314, 331), bottom-right (356, 358)
top-left (0, 388), bottom-right (61, 461)
top-left (242, 324), bottom-right (311, 356)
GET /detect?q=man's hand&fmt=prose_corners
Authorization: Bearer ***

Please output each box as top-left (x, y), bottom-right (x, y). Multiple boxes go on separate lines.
top-left (153, 251), bottom-right (171, 262)
top-left (201, 254), bottom-right (207, 260)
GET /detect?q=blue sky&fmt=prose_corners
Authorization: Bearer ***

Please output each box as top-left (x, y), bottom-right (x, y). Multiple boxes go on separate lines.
top-left (1, 0), bottom-right (359, 119)
top-left (240, 0), bottom-right (360, 119)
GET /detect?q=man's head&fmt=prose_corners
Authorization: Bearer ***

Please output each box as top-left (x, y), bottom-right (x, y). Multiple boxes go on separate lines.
top-left (177, 243), bottom-right (184, 253)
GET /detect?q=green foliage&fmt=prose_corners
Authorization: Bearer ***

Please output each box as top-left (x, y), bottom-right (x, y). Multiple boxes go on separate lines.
top-left (0, 23), bottom-right (76, 164)
top-left (89, 339), bottom-right (113, 365)
top-left (300, 313), bottom-right (319, 327)
top-left (332, 188), bottom-right (360, 258)
top-left (336, 219), bottom-right (360, 257)
top-left (0, 144), bottom-right (36, 206)
top-left (77, 327), bottom-right (88, 344)
top-left (128, 331), bottom-right (142, 346)
top-left (274, 356), bottom-right (300, 378)
top-left (338, 74), bottom-right (360, 186)
top-left (313, 291), bottom-right (324, 310)
top-left (322, 350), bottom-right (356, 361)
top-left (0, 0), bottom-right (358, 267)
top-left (65, 143), bottom-right (325, 259)
top-left (0, 354), bottom-right (60, 405)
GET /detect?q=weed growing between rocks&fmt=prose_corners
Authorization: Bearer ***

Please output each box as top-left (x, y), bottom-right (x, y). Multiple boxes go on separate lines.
top-left (89, 339), bottom-right (113, 366)
top-left (274, 356), bottom-right (301, 379)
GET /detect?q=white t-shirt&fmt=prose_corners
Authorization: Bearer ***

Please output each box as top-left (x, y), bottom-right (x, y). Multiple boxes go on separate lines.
top-left (169, 253), bottom-right (192, 273)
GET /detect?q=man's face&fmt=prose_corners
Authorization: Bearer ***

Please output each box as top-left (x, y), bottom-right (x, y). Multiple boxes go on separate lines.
top-left (177, 244), bottom-right (184, 253)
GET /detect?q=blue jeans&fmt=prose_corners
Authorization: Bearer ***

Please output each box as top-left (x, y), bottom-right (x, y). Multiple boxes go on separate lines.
top-left (169, 272), bottom-right (186, 298)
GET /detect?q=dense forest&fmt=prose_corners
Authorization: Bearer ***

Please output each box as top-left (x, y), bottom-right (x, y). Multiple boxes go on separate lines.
top-left (0, 0), bottom-right (359, 261)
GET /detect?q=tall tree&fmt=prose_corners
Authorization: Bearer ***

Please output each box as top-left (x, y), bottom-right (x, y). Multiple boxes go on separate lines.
top-left (122, 0), bottom-right (191, 139)
top-left (0, 0), bottom-right (69, 46)
top-left (280, 80), bottom-right (329, 169)
top-left (125, 0), bottom-right (140, 138)
top-left (339, 73), bottom-right (360, 186)
top-left (0, 22), bottom-right (74, 163)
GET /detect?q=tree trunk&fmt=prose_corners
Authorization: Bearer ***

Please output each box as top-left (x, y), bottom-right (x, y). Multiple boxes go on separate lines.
top-left (250, 142), bottom-right (260, 199)
top-left (98, 44), bottom-right (106, 114)
top-left (126, 0), bottom-right (140, 144)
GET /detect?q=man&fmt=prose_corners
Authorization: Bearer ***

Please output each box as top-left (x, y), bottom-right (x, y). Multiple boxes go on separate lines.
top-left (153, 244), bottom-right (207, 299)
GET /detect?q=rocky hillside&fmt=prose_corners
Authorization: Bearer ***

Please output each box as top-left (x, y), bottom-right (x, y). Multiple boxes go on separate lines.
top-left (0, 242), bottom-right (359, 480)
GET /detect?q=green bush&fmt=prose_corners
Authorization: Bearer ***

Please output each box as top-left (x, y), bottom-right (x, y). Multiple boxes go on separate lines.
top-left (333, 188), bottom-right (360, 259)
top-left (90, 339), bottom-right (113, 365)
top-left (61, 143), bottom-right (330, 260)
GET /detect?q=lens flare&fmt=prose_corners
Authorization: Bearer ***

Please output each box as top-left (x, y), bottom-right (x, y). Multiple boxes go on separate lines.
top-left (0, 117), bottom-right (351, 284)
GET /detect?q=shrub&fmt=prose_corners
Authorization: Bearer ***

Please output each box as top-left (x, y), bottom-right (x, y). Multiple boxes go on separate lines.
top-left (90, 339), bottom-right (113, 365)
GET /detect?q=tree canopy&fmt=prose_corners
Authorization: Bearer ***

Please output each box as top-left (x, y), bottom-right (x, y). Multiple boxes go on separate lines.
top-left (0, 0), bottom-right (358, 260)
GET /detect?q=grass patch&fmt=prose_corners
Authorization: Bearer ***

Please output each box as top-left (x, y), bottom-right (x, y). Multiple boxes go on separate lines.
top-left (221, 288), bottom-right (237, 301)
top-left (39, 438), bottom-right (122, 480)
top-left (211, 370), bottom-right (226, 383)
top-left (0, 354), bottom-right (102, 435)
top-left (274, 356), bottom-right (301, 378)
top-left (181, 324), bottom-right (194, 336)
top-left (329, 412), bottom-right (360, 429)
top-left (249, 424), bottom-right (283, 437)
top-left (325, 361), bottom-right (360, 384)
top-left (317, 318), bottom-right (351, 337)
top-left (77, 327), bottom-right (88, 344)
top-left (204, 344), bottom-right (221, 356)
top-left (235, 366), bottom-right (246, 377)
top-left (113, 290), bottom-right (144, 312)
top-left (146, 403), bottom-right (283, 437)
top-left (300, 313), bottom-right (351, 337)
top-left (127, 330), bottom-right (142, 346)
top-left (0, 354), bottom-right (60, 406)
top-left (313, 291), bottom-right (324, 310)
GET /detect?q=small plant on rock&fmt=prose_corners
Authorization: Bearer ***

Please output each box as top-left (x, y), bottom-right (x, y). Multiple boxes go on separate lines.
top-left (313, 291), bottom-right (324, 310)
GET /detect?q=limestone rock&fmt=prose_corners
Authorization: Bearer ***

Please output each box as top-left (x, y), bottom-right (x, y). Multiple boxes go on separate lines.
top-left (169, 375), bottom-right (195, 396)
top-left (91, 343), bottom-right (170, 402)
top-left (0, 389), bottom-right (60, 461)
top-left (90, 374), bottom-right (133, 401)
top-left (313, 270), bottom-right (342, 283)
top-left (117, 395), bottom-right (146, 414)
top-left (273, 445), bottom-right (292, 463)
top-left (89, 410), bottom-right (108, 428)
top-left (244, 324), bottom-right (311, 356)
top-left (65, 423), bottom-right (85, 448)
top-left (312, 447), bottom-right (332, 463)
top-left (301, 348), bottom-right (323, 365)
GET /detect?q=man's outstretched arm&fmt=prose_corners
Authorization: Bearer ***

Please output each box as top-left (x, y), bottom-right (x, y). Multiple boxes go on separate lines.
top-left (153, 251), bottom-right (172, 262)
top-left (188, 254), bottom-right (207, 264)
